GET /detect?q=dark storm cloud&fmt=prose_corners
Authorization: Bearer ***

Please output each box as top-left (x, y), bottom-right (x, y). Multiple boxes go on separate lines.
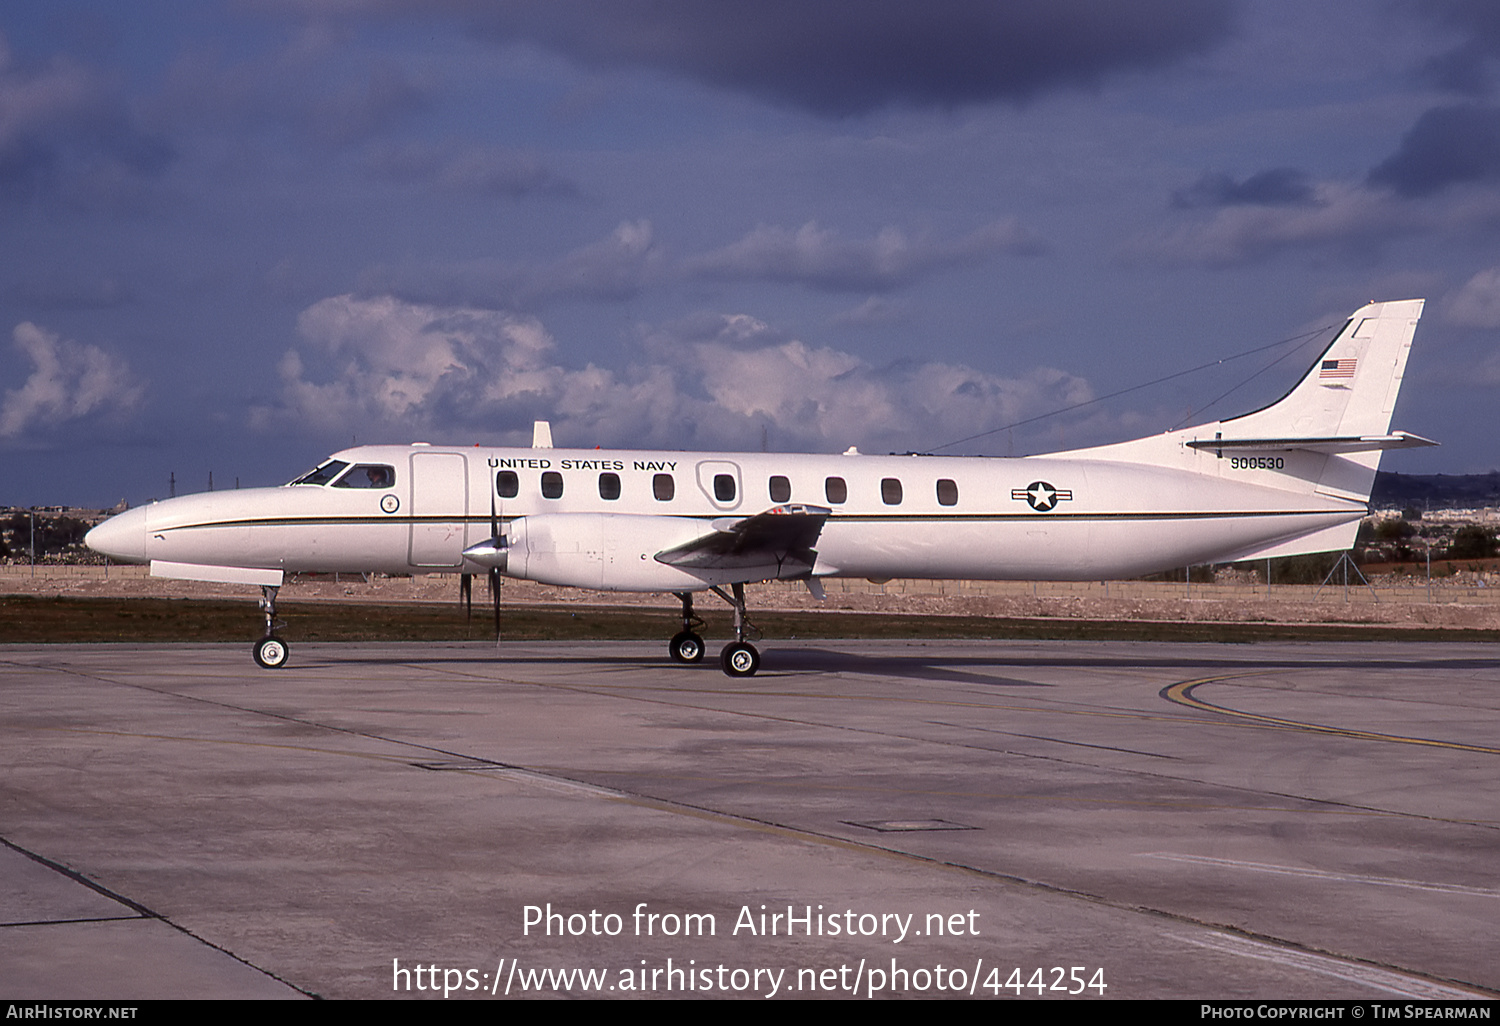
top-left (1124, 181), bottom-right (1415, 268)
top-left (1171, 168), bottom-right (1317, 209)
top-left (364, 142), bottom-right (579, 199)
top-left (1403, 0), bottom-right (1500, 95)
top-left (308, 59), bottom-right (428, 145)
top-left (0, 39), bottom-right (173, 200)
top-left (361, 217), bottom-right (1040, 312)
top-left (1367, 104), bottom-right (1500, 197)
top-left (152, 41), bottom-right (429, 148)
top-left (391, 0), bottom-right (1236, 116)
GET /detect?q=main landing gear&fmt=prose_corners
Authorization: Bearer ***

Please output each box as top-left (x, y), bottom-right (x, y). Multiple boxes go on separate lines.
top-left (668, 586), bottom-right (762, 676)
top-left (713, 582), bottom-right (761, 677)
top-left (252, 584), bottom-right (290, 669)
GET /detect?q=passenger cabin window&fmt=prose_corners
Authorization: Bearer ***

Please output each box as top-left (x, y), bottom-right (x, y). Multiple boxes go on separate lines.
top-left (599, 472), bottom-right (621, 500)
top-left (937, 478), bottom-right (959, 506)
top-left (333, 464), bottom-right (396, 489)
top-left (653, 473), bottom-right (674, 501)
top-left (291, 460), bottom-right (348, 486)
top-left (541, 472), bottom-right (564, 499)
top-left (714, 474), bottom-right (736, 502)
top-left (825, 476), bottom-right (847, 504)
top-left (496, 471), bottom-right (519, 498)
top-left (881, 478), bottom-right (903, 505)
top-left (769, 475), bottom-right (791, 503)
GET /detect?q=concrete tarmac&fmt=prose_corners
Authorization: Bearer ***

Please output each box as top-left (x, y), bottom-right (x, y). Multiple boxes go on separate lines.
top-left (1, 639), bottom-right (1497, 1000)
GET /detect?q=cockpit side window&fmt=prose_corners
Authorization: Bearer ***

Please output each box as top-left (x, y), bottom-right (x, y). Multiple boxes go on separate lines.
top-left (291, 460), bottom-right (349, 486)
top-left (333, 464), bottom-right (396, 489)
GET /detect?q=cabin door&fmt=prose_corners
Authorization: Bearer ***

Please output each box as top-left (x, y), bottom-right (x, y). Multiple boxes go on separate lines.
top-left (408, 452), bottom-right (469, 567)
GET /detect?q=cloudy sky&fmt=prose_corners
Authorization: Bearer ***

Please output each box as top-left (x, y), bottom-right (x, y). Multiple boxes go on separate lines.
top-left (4, 1), bottom-right (1499, 507)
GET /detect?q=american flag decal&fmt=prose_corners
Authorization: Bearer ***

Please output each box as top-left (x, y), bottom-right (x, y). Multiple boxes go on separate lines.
top-left (1320, 358), bottom-right (1356, 379)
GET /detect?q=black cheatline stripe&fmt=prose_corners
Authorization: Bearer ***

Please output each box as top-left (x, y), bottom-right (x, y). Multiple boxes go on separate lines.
top-left (157, 508), bottom-right (1350, 533)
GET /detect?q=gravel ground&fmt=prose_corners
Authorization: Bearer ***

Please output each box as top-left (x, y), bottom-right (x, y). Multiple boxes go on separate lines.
top-left (5, 563), bottom-right (1498, 631)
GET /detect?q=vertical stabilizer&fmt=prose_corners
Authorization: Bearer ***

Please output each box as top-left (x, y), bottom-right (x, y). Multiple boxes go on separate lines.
top-left (1225, 299), bottom-right (1423, 442)
top-left (1224, 299), bottom-right (1424, 502)
top-left (1051, 299), bottom-right (1428, 505)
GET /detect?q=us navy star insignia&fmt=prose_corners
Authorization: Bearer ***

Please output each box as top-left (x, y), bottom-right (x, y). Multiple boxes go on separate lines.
top-left (1011, 481), bottom-right (1073, 511)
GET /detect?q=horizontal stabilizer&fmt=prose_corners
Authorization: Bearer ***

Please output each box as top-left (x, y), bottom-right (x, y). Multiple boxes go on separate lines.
top-left (151, 560), bottom-right (284, 587)
top-left (1185, 431), bottom-right (1438, 455)
top-left (655, 504), bottom-right (830, 574)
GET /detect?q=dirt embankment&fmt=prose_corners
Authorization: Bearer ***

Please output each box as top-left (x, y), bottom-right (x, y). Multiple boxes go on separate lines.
top-left (4, 564), bottom-right (1497, 631)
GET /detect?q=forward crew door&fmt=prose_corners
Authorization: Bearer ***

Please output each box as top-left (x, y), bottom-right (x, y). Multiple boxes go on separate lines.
top-left (408, 451), bottom-right (469, 567)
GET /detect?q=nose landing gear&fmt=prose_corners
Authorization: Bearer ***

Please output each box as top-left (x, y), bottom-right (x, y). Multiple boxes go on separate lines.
top-left (253, 585), bottom-right (290, 669)
top-left (669, 592), bottom-right (706, 663)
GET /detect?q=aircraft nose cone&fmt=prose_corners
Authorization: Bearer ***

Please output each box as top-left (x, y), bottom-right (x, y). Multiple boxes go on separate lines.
top-left (85, 507), bottom-right (148, 563)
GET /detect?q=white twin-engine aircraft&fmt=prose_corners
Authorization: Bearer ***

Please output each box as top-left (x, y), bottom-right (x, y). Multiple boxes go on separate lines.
top-left (86, 299), bottom-right (1432, 675)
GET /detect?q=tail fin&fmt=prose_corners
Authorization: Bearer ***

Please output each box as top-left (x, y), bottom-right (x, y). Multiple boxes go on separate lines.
top-left (1052, 299), bottom-right (1433, 502)
top-left (1206, 298), bottom-right (1430, 502)
top-left (1222, 298), bottom-right (1424, 442)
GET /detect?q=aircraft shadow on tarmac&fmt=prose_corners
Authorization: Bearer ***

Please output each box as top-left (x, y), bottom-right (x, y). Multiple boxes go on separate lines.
top-left (320, 646), bottom-right (1048, 687)
top-left (293, 643), bottom-right (1498, 687)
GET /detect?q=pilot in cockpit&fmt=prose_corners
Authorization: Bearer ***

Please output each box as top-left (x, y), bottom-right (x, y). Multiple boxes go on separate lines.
top-left (329, 463), bottom-right (395, 489)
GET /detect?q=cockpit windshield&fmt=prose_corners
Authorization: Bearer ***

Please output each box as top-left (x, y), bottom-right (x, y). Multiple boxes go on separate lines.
top-left (332, 464), bottom-right (396, 489)
top-left (289, 459), bottom-right (349, 486)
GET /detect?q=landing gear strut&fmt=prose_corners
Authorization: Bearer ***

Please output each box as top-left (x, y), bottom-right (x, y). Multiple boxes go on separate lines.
top-left (668, 592), bottom-right (705, 663)
top-left (711, 582), bottom-right (760, 677)
top-left (252, 584), bottom-right (290, 669)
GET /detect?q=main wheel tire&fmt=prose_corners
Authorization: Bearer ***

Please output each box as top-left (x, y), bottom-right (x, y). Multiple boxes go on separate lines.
top-left (720, 641), bottom-right (760, 677)
top-left (669, 630), bottom-right (705, 663)
top-left (253, 635), bottom-right (290, 669)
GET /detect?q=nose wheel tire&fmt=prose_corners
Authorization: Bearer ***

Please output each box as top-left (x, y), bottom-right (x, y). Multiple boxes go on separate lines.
top-left (720, 641), bottom-right (760, 677)
top-left (253, 635), bottom-right (290, 669)
top-left (669, 631), bottom-right (705, 663)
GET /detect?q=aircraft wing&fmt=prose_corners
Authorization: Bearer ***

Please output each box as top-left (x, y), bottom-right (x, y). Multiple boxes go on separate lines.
top-left (654, 503), bottom-right (831, 578)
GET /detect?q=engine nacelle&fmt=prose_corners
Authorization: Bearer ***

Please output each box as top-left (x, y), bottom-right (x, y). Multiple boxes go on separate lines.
top-left (488, 513), bottom-right (717, 591)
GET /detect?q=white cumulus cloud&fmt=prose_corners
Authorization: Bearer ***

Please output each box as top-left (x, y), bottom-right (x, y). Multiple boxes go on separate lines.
top-left (256, 295), bottom-right (1096, 455)
top-left (1444, 266), bottom-right (1500, 327)
top-left (683, 219), bottom-right (1045, 292)
top-left (0, 322), bottom-right (145, 439)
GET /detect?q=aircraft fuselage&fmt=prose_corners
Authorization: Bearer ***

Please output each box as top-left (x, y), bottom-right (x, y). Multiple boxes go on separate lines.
top-left (81, 298), bottom-right (1429, 673)
top-left (88, 443), bottom-right (1364, 590)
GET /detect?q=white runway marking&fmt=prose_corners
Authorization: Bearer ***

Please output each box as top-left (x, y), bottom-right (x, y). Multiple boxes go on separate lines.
top-left (1143, 852), bottom-right (1500, 899)
top-left (1170, 930), bottom-right (1487, 999)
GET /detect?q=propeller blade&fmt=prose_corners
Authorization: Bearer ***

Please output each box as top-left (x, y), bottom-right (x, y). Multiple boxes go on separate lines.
top-left (488, 566), bottom-right (501, 639)
top-left (489, 488), bottom-right (502, 639)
